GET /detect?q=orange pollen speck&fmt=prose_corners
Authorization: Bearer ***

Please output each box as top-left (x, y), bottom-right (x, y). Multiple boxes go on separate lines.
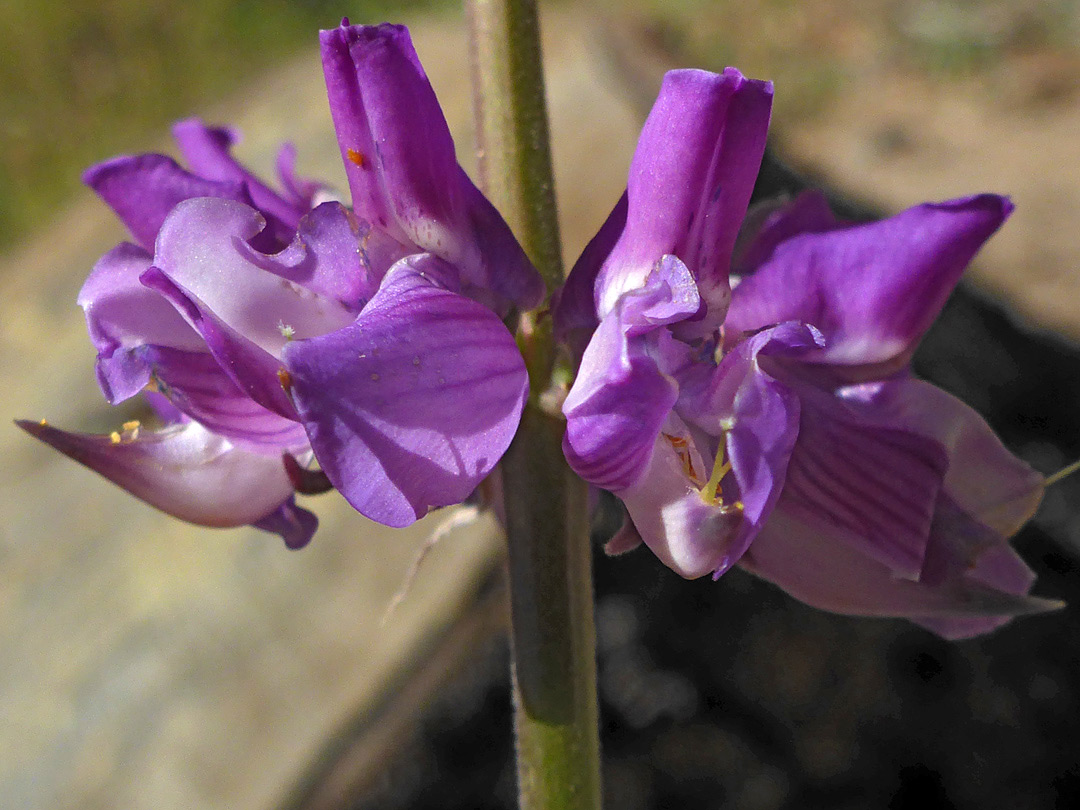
top-left (346, 148), bottom-right (366, 168)
top-left (277, 368), bottom-right (293, 390)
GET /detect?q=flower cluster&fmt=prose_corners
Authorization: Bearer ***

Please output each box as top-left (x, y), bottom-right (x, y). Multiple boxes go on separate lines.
top-left (556, 69), bottom-right (1053, 638)
top-left (22, 23), bottom-right (1056, 636)
top-left (20, 21), bottom-right (541, 549)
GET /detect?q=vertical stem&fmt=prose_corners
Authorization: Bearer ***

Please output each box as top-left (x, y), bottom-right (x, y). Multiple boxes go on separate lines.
top-left (465, 2), bottom-right (602, 809)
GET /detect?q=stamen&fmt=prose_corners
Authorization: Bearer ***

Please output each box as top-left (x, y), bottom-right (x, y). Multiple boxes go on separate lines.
top-left (700, 442), bottom-right (731, 504)
top-left (277, 320), bottom-right (296, 340)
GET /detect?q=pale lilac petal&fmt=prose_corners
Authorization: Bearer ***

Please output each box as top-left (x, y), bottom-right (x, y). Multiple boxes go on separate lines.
top-left (563, 314), bottom-right (678, 492)
top-left (282, 256), bottom-right (528, 527)
top-left (727, 194), bottom-right (1013, 376)
top-left (171, 118), bottom-right (306, 237)
top-left (235, 201), bottom-right (378, 311)
top-left (605, 514), bottom-right (644, 556)
top-left (17, 419), bottom-right (297, 529)
top-left (84, 154), bottom-right (251, 249)
top-left (140, 267), bottom-right (300, 420)
top-left (141, 345), bottom-right (308, 450)
top-left (740, 502), bottom-right (1059, 638)
top-left (78, 242), bottom-right (204, 403)
top-left (833, 377), bottom-right (1044, 535)
top-left (597, 68), bottom-right (772, 329)
top-left (253, 497), bottom-right (319, 550)
top-left (700, 323), bottom-right (815, 573)
top-left (618, 416), bottom-right (740, 578)
top-left (778, 383), bottom-right (951, 580)
top-left (152, 198), bottom-right (356, 355)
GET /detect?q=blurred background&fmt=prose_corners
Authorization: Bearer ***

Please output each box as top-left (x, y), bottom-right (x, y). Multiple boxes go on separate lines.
top-left (3, 0), bottom-right (1080, 808)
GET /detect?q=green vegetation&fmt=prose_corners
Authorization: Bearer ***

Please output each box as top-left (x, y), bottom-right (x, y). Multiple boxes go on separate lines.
top-left (0, 0), bottom-right (446, 251)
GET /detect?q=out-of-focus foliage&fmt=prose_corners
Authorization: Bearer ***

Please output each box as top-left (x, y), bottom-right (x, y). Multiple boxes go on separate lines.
top-left (617, 0), bottom-right (1080, 124)
top-left (0, 0), bottom-right (448, 251)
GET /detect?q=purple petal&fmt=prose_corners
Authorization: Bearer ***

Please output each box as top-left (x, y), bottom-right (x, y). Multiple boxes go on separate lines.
top-left (235, 201), bottom-right (379, 311)
top-left (740, 501), bottom-right (1058, 638)
top-left (726, 194), bottom-right (1013, 377)
top-left (253, 497), bottom-right (319, 550)
top-left (140, 267), bottom-right (300, 421)
top-left (831, 377), bottom-right (1044, 535)
top-left (596, 68), bottom-right (772, 329)
top-left (777, 383), bottom-right (951, 580)
top-left (562, 314), bottom-right (679, 492)
top-left (17, 419), bottom-right (298, 529)
top-left (152, 197), bottom-right (356, 354)
top-left (83, 154), bottom-right (252, 249)
top-left (732, 190), bottom-right (841, 276)
top-left (276, 143), bottom-right (325, 210)
top-left (691, 323), bottom-right (814, 573)
top-left (78, 241), bottom-right (204, 403)
top-left (553, 192), bottom-right (628, 354)
top-left (617, 414), bottom-right (742, 578)
top-left (282, 255), bottom-right (528, 527)
top-left (320, 22), bottom-right (542, 310)
top-left (141, 345), bottom-right (309, 450)
top-left (171, 118), bottom-right (307, 239)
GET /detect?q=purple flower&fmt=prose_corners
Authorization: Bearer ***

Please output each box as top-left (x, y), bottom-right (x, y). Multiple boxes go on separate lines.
top-left (19, 22), bottom-right (541, 548)
top-left (557, 68), bottom-right (1055, 637)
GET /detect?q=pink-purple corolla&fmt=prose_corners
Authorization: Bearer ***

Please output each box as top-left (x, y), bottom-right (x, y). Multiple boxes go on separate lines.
top-left (556, 68), bottom-right (1055, 637)
top-left (19, 21), bottom-right (542, 548)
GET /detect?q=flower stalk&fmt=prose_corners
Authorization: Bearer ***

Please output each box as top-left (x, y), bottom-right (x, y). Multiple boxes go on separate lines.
top-left (466, 1), bottom-right (602, 808)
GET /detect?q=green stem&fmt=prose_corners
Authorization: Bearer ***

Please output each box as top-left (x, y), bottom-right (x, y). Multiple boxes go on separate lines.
top-left (465, 2), bottom-right (602, 809)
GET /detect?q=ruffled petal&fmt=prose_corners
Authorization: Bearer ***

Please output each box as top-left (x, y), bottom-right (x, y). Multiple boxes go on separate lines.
top-left (152, 197), bottom-right (356, 355)
top-left (740, 500), bottom-right (1058, 639)
top-left (140, 267), bottom-right (300, 420)
top-left (171, 118), bottom-right (307, 238)
top-left (78, 242), bottom-right (204, 403)
top-left (17, 419), bottom-right (298, 529)
top-left (727, 194), bottom-right (1013, 377)
top-left (282, 255), bottom-right (529, 527)
top-left (83, 154), bottom-right (252, 250)
top-left (596, 68), bottom-right (772, 330)
top-left (232, 201), bottom-right (378, 311)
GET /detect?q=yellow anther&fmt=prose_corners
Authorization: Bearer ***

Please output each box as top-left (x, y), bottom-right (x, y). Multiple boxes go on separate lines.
top-left (122, 420), bottom-right (140, 431)
top-left (109, 431), bottom-right (121, 444)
